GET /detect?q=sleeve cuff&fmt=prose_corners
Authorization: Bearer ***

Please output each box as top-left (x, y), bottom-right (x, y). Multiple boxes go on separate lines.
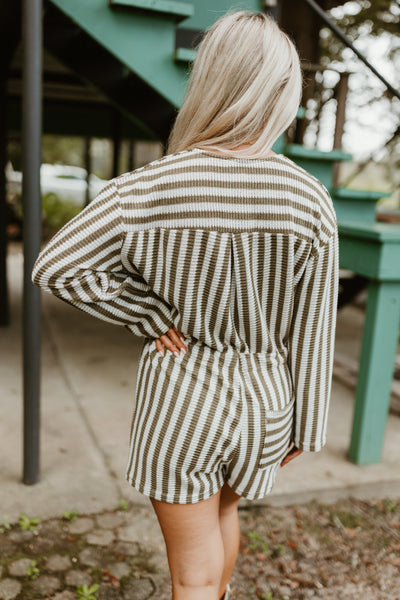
top-left (295, 437), bottom-right (326, 453)
top-left (125, 320), bottom-right (173, 339)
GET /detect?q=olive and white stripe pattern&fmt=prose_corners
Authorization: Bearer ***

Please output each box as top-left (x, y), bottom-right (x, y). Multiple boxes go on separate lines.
top-left (32, 148), bottom-right (339, 499)
top-left (125, 335), bottom-right (296, 503)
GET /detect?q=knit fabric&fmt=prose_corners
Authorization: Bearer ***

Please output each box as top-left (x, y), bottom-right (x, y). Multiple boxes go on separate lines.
top-left (32, 147), bottom-right (339, 454)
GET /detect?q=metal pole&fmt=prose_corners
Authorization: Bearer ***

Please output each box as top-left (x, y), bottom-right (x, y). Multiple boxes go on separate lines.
top-left (22, 0), bottom-right (42, 485)
top-left (84, 137), bottom-right (91, 207)
top-left (303, 0), bottom-right (400, 100)
top-left (127, 139), bottom-right (134, 172)
top-left (112, 112), bottom-right (121, 178)
top-left (0, 75), bottom-right (9, 326)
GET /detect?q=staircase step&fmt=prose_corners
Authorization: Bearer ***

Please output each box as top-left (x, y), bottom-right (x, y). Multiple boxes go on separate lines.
top-left (284, 144), bottom-right (352, 192)
top-left (333, 188), bottom-right (391, 202)
top-left (174, 47), bottom-right (197, 62)
top-left (285, 144), bottom-right (352, 162)
top-left (49, 0), bottom-right (190, 109)
top-left (332, 188), bottom-right (392, 223)
top-left (109, 0), bottom-right (194, 22)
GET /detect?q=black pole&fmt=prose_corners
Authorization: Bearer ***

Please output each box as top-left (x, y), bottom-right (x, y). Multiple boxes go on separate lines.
top-left (84, 137), bottom-right (91, 208)
top-left (0, 74), bottom-right (9, 326)
top-left (112, 112), bottom-right (121, 178)
top-left (22, 0), bottom-right (42, 485)
top-left (127, 139), bottom-right (134, 172)
top-left (303, 0), bottom-right (400, 101)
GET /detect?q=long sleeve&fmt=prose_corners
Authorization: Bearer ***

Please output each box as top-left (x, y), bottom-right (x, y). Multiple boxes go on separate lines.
top-left (31, 180), bottom-right (175, 339)
top-left (287, 225), bottom-right (339, 452)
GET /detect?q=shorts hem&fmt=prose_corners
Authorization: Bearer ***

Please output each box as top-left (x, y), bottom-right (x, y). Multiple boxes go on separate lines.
top-left (125, 474), bottom-right (226, 504)
top-left (226, 480), bottom-right (274, 501)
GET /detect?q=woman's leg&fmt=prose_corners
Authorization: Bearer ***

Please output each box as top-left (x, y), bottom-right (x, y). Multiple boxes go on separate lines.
top-left (218, 482), bottom-right (242, 599)
top-left (150, 489), bottom-right (224, 600)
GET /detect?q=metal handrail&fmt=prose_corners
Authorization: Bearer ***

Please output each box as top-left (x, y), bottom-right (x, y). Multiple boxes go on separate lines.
top-left (302, 0), bottom-right (400, 101)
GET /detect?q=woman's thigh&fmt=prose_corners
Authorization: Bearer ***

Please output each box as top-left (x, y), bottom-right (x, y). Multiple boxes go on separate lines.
top-left (150, 489), bottom-right (224, 585)
top-left (219, 481), bottom-right (241, 515)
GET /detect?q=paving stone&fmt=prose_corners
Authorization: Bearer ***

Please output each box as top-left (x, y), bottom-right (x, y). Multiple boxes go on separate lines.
top-left (8, 557), bottom-right (33, 576)
top-left (8, 529), bottom-right (35, 543)
top-left (106, 561), bottom-right (131, 580)
top-left (65, 569), bottom-right (92, 587)
top-left (0, 579), bottom-right (21, 600)
top-left (39, 520), bottom-right (65, 536)
top-left (45, 554), bottom-right (72, 572)
top-left (98, 584), bottom-right (120, 600)
top-left (0, 539), bottom-right (17, 557)
top-left (123, 577), bottom-right (155, 600)
top-left (95, 512), bottom-right (125, 529)
top-left (86, 530), bottom-right (115, 546)
top-left (79, 547), bottom-right (103, 567)
top-left (118, 524), bottom-right (140, 544)
top-left (67, 517), bottom-right (94, 535)
top-left (51, 592), bottom-right (76, 600)
top-left (113, 541), bottom-right (141, 557)
top-left (31, 574), bottom-right (61, 596)
top-left (152, 573), bottom-right (172, 600)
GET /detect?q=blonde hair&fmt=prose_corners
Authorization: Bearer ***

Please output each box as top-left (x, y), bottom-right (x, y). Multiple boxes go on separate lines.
top-left (167, 10), bottom-right (302, 159)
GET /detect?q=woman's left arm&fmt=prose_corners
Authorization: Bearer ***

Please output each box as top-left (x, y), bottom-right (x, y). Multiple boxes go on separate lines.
top-left (32, 180), bottom-right (175, 339)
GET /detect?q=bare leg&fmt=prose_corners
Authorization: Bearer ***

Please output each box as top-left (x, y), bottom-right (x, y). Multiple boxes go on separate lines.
top-left (218, 482), bottom-right (241, 599)
top-left (150, 489), bottom-right (224, 600)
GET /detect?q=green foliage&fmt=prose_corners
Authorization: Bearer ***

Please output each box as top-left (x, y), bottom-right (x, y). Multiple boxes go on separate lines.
top-left (76, 583), bottom-right (99, 600)
top-left (329, 1), bottom-right (400, 40)
top-left (26, 559), bottom-right (40, 580)
top-left (18, 513), bottom-right (41, 531)
top-left (329, 509), bottom-right (367, 530)
top-left (247, 530), bottom-right (270, 554)
top-left (41, 135), bottom-right (85, 166)
top-left (383, 499), bottom-right (400, 513)
top-left (117, 498), bottom-right (128, 511)
top-left (0, 515), bottom-right (11, 534)
top-left (246, 530), bottom-right (287, 559)
top-left (41, 193), bottom-right (81, 230)
top-left (63, 509), bottom-right (79, 522)
top-left (271, 543), bottom-right (286, 558)
top-left (259, 592), bottom-right (274, 600)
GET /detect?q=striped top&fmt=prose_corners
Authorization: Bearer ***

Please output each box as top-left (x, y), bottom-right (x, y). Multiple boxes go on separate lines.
top-left (32, 147), bottom-right (339, 452)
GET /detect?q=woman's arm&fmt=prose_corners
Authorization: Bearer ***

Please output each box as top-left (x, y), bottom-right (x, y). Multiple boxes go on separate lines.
top-left (31, 180), bottom-right (175, 339)
top-left (287, 226), bottom-right (340, 452)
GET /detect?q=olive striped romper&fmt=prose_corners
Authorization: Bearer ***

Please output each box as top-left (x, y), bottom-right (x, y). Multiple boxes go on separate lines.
top-left (32, 147), bottom-right (339, 504)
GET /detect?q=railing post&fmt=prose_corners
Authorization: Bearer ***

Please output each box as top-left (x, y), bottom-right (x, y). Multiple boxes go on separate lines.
top-left (22, 0), bottom-right (43, 485)
top-left (84, 137), bottom-right (92, 207)
top-left (332, 71), bottom-right (350, 187)
top-left (0, 74), bottom-right (9, 327)
top-left (112, 112), bottom-right (121, 178)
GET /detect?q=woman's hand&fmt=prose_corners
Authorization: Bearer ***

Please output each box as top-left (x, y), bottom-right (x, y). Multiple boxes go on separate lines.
top-left (155, 325), bottom-right (187, 357)
top-left (280, 445), bottom-right (303, 467)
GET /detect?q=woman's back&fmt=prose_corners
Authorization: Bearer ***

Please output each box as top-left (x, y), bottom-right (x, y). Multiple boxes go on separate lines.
top-left (116, 147), bottom-right (337, 356)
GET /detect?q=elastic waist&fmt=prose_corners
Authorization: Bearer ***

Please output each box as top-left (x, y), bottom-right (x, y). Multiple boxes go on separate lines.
top-left (183, 336), bottom-right (287, 366)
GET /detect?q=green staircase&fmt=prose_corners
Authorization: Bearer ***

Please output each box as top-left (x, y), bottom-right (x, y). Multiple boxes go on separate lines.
top-left (10, 0), bottom-right (400, 465)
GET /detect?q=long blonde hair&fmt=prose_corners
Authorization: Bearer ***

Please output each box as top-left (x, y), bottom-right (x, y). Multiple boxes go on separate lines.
top-left (167, 10), bottom-right (302, 159)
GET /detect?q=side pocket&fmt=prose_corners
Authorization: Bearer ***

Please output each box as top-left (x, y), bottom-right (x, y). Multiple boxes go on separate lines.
top-left (260, 397), bottom-right (295, 469)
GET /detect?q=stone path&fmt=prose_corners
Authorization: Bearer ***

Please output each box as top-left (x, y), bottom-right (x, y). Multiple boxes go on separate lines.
top-left (0, 505), bottom-right (172, 600)
top-left (1, 497), bottom-right (400, 599)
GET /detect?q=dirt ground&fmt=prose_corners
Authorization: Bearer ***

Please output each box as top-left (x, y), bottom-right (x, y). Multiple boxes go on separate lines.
top-left (1, 496), bottom-right (400, 599)
top-left (233, 496), bottom-right (400, 599)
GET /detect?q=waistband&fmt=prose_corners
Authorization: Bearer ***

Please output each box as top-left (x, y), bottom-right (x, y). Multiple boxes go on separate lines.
top-left (182, 336), bottom-right (288, 366)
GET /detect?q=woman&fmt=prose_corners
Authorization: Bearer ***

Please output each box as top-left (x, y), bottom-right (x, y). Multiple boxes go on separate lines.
top-left (32, 10), bottom-right (339, 600)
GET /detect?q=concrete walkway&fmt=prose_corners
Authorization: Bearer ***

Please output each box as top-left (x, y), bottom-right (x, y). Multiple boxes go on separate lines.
top-left (2, 242), bottom-right (400, 526)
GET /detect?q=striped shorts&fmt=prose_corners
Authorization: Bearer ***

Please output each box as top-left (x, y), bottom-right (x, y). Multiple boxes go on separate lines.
top-left (125, 335), bottom-right (295, 504)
